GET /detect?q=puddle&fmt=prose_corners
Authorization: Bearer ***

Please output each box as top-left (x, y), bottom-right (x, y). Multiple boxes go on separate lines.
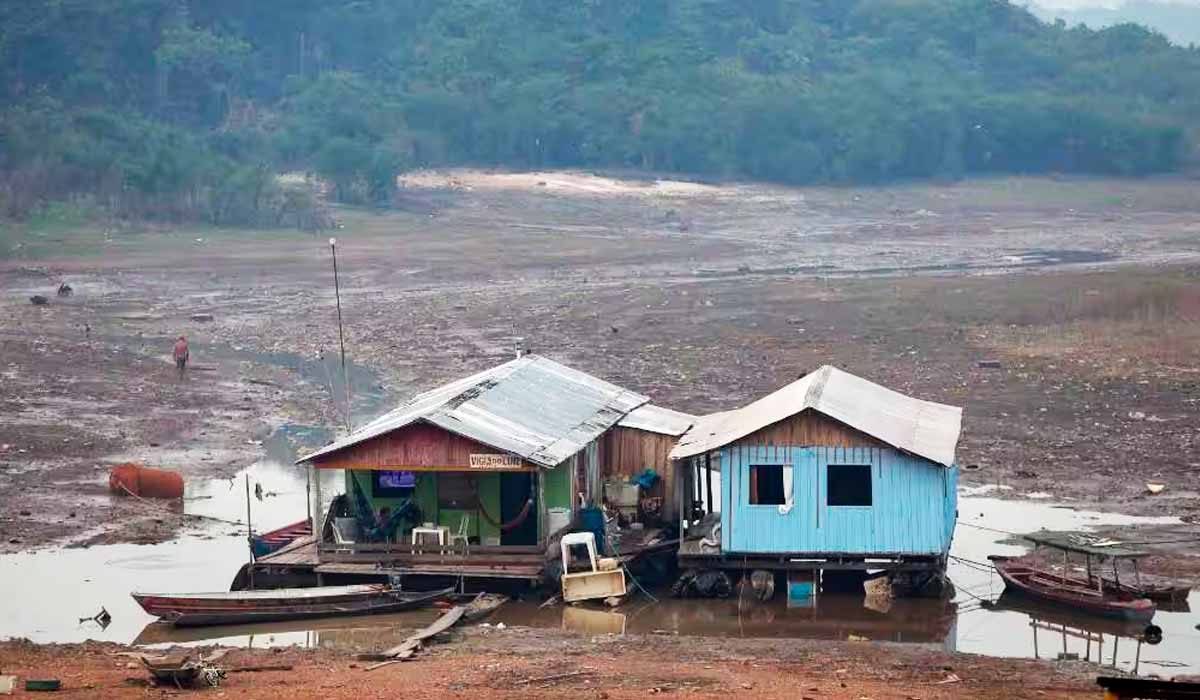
top-left (1, 494), bottom-right (1195, 676)
top-left (950, 497), bottom-right (1198, 676)
top-left (182, 458), bottom-right (341, 528)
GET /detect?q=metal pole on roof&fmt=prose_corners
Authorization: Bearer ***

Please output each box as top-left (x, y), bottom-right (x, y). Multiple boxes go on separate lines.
top-left (330, 238), bottom-right (352, 433)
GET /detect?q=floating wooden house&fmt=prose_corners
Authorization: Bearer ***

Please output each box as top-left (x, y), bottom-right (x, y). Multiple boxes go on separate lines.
top-left (671, 365), bottom-right (962, 584)
top-left (268, 354), bottom-right (692, 587)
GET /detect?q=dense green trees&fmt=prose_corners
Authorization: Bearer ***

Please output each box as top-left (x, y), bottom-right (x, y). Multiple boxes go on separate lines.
top-left (2, 0), bottom-right (1198, 225)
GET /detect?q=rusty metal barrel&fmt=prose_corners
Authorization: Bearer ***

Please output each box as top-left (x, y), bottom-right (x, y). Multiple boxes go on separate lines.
top-left (108, 463), bottom-right (184, 499)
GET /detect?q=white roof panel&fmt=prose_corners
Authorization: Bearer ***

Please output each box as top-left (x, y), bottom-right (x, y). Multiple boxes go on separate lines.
top-left (669, 365), bottom-right (962, 467)
top-left (617, 403), bottom-right (696, 436)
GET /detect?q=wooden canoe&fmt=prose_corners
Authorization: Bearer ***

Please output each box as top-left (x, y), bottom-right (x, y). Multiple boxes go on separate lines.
top-left (132, 585), bottom-right (454, 627)
top-left (989, 556), bottom-right (1156, 621)
top-left (251, 519), bottom-right (312, 557)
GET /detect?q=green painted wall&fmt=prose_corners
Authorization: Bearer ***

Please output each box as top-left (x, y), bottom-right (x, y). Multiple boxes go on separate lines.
top-left (347, 470), bottom-right (502, 544)
top-left (543, 463), bottom-right (572, 511)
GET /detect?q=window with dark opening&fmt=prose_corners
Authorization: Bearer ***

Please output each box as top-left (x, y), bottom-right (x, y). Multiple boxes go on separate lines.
top-left (749, 464), bottom-right (791, 505)
top-left (827, 464), bottom-right (872, 506)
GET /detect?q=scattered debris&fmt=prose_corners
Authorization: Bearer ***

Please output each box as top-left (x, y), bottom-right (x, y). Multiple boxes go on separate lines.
top-left (514, 670), bottom-right (595, 686)
top-left (78, 607), bottom-right (111, 629)
top-left (142, 654), bottom-right (226, 688)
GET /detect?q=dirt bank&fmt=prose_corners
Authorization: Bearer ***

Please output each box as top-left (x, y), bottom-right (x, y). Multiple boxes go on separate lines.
top-left (1, 172), bottom-right (1198, 563)
top-left (0, 627), bottom-right (1106, 699)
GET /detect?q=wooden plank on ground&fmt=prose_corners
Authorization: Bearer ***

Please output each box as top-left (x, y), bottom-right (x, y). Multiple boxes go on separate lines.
top-left (364, 605), bottom-right (469, 671)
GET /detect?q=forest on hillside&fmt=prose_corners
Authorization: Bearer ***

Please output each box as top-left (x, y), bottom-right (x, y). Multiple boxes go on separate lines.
top-left (2, 0), bottom-right (1199, 226)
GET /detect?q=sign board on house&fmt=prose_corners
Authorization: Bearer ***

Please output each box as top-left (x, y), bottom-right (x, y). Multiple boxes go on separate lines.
top-left (469, 453), bottom-right (524, 470)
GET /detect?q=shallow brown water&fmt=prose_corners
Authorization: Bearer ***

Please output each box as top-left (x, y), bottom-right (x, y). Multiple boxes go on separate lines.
top-left (1, 489), bottom-right (1196, 676)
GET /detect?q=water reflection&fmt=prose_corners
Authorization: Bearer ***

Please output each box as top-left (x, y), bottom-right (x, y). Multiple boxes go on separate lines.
top-left (986, 592), bottom-right (1160, 673)
top-left (489, 594), bottom-right (958, 649)
top-left (134, 609), bottom-right (445, 650)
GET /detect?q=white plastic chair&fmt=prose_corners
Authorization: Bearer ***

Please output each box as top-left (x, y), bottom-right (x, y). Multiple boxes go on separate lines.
top-left (448, 514), bottom-right (471, 555)
top-left (560, 531), bottom-right (599, 575)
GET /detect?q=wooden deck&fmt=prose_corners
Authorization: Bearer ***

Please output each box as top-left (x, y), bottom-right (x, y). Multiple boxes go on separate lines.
top-left (255, 529), bottom-right (674, 584)
top-left (257, 535), bottom-right (319, 566)
top-left (253, 535), bottom-right (545, 582)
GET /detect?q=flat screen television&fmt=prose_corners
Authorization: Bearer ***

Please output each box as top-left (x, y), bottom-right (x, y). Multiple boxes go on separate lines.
top-left (373, 470), bottom-right (416, 497)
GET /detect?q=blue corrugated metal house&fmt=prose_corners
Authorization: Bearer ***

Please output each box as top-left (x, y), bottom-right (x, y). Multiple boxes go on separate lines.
top-left (671, 366), bottom-right (962, 579)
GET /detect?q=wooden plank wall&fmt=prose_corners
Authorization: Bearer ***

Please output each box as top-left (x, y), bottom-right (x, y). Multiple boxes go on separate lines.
top-left (601, 426), bottom-right (679, 518)
top-left (733, 409), bottom-right (886, 450)
top-left (313, 422), bottom-right (534, 471)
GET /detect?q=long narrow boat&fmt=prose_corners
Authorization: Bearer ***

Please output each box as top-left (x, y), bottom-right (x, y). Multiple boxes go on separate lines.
top-left (989, 556), bottom-right (1156, 621)
top-left (251, 519), bottom-right (312, 558)
top-left (132, 585), bottom-right (454, 627)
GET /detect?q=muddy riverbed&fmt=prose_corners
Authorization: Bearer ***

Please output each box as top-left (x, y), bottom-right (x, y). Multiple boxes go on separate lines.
top-left (4, 171), bottom-right (1200, 556)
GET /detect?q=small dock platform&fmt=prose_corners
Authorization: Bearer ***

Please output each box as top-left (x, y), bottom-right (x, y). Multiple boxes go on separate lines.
top-left (240, 528), bottom-right (675, 590)
top-left (243, 535), bottom-right (545, 588)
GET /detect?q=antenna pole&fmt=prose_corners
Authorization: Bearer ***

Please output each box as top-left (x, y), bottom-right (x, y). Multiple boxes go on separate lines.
top-left (245, 473), bottom-right (255, 590)
top-left (330, 238), bottom-right (352, 433)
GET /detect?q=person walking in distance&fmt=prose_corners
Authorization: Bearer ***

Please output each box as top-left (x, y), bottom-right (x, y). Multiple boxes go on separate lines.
top-left (173, 335), bottom-right (189, 379)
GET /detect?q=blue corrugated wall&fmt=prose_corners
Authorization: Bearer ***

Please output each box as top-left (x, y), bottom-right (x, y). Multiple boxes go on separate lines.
top-left (721, 445), bottom-right (957, 556)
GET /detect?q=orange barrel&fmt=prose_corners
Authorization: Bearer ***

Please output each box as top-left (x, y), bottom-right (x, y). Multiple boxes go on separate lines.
top-left (108, 463), bottom-right (184, 499)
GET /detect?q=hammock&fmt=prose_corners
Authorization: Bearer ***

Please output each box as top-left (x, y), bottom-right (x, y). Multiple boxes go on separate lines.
top-left (350, 477), bottom-right (419, 542)
top-left (477, 496), bottom-right (534, 533)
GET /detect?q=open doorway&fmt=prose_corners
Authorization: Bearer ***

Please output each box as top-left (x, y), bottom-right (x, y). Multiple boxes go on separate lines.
top-left (500, 472), bottom-right (538, 545)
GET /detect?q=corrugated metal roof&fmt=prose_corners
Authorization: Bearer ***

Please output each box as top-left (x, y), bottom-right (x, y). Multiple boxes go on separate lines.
top-left (297, 355), bottom-right (648, 468)
top-left (669, 365), bottom-right (962, 467)
top-left (616, 403), bottom-right (696, 436)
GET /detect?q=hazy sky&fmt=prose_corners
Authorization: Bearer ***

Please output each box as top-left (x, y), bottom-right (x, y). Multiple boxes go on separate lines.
top-left (1034, 0), bottom-right (1200, 7)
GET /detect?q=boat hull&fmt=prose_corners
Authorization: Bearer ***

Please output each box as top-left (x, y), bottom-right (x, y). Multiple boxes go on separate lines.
top-left (251, 519), bottom-right (312, 557)
top-left (989, 556), bottom-right (1156, 622)
top-left (133, 585), bottom-right (453, 627)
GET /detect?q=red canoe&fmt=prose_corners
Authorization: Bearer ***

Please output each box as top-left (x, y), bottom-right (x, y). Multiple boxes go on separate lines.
top-left (251, 519), bottom-right (312, 557)
top-left (989, 556), bottom-right (1156, 622)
